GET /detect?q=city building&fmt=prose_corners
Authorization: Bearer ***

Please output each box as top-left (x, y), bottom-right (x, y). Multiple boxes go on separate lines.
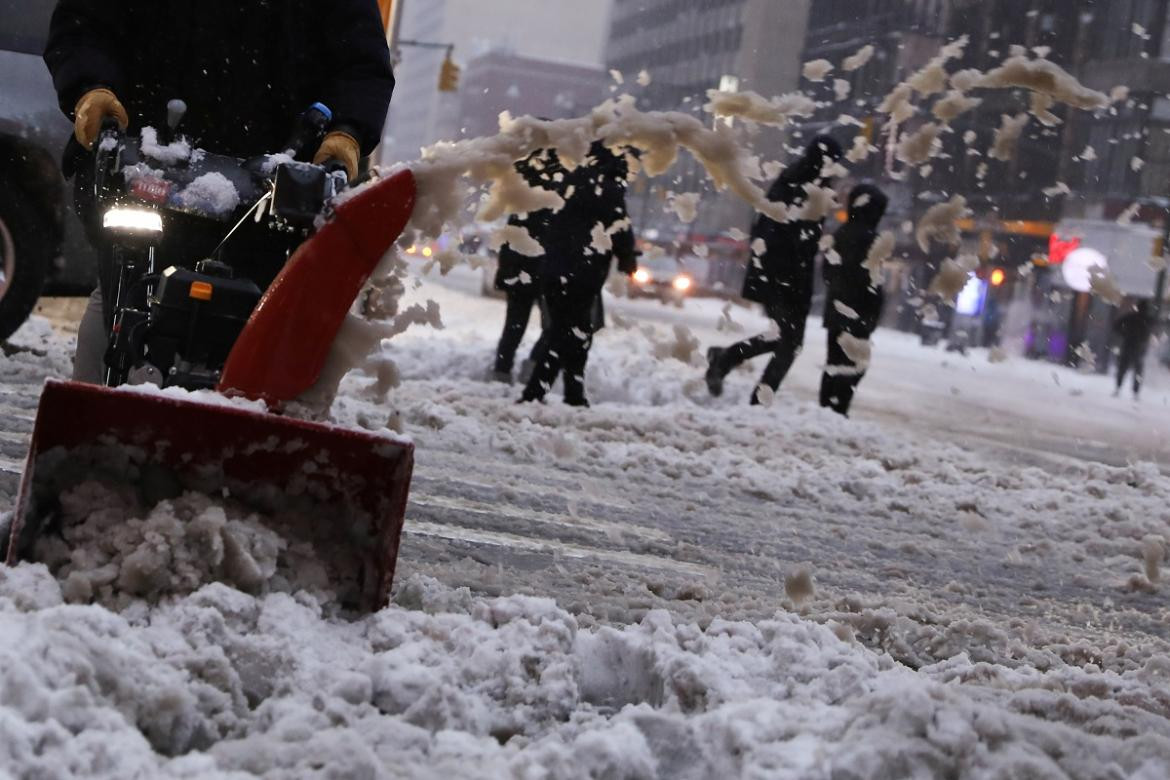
top-left (603, 0), bottom-right (812, 292)
top-left (456, 51), bottom-right (609, 141)
top-left (797, 0), bottom-right (1169, 366)
top-left (381, 0), bottom-right (613, 165)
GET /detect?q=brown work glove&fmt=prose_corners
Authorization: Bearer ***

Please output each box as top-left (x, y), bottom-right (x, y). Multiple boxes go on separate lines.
top-left (313, 131), bottom-right (360, 179)
top-left (74, 88), bottom-right (129, 150)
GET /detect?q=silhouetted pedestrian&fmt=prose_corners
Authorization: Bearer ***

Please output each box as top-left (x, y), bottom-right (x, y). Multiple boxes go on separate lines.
top-left (705, 135), bottom-right (844, 404)
top-left (820, 184), bottom-right (888, 416)
top-left (1114, 299), bottom-right (1153, 399)
top-left (520, 142), bottom-right (636, 407)
top-left (489, 150), bottom-right (552, 383)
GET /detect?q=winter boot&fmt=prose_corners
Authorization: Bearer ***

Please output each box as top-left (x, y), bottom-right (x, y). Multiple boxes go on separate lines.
top-left (485, 367), bottom-right (513, 384)
top-left (705, 347), bottom-right (727, 397)
top-left (518, 358), bottom-right (536, 385)
top-left (563, 393), bottom-right (591, 408)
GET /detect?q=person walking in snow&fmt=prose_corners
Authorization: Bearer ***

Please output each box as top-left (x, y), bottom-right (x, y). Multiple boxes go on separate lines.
top-left (488, 151), bottom-right (553, 384)
top-left (519, 142), bottom-right (637, 408)
top-left (1113, 299), bottom-right (1153, 399)
top-left (43, 0), bottom-right (395, 383)
top-left (820, 184), bottom-right (888, 417)
top-left (705, 135), bottom-right (844, 404)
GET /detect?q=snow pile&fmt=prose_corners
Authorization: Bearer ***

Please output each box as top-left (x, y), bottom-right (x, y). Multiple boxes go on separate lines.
top-left (7, 275), bottom-right (1170, 776)
top-left (491, 223), bottom-right (544, 257)
top-left (139, 126), bottom-right (195, 166)
top-left (916, 195), bottom-right (970, 252)
top-left (33, 484), bottom-right (292, 606)
top-left (928, 254), bottom-right (980, 300)
top-left (989, 113), bottom-right (1031, 161)
top-left (932, 90), bottom-right (982, 122)
top-left (896, 122), bottom-right (944, 166)
top-left (703, 89), bottom-right (816, 128)
top-left (977, 55), bottom-right (1110, 111)
top-left (5, 561), bottom-right (1170, 778)
top-left (802, 59), bottom-right (834, 83)
top-left (667, 192), bottom-right (701, 224)
top-left (175, 172), bottom-right (241, 217)
top-left (842, 45), bottom-right (875, 72)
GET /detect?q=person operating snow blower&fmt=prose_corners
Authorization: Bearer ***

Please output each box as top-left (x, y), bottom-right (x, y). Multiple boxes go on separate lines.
top-left (9, 0), bottom-right (418, 612)
top-left (44, 0), bottom-right (395, 383)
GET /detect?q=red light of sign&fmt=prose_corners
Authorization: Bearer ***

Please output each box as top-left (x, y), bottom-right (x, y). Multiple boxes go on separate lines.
top-left (1048, 234), bottom-right (1081, 265)
top-left (131, 176), bottom-right (173, 205)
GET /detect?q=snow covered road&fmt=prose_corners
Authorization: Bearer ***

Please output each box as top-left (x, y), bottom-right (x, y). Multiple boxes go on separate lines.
top-left (3, 276), bottom-right (1170, 777)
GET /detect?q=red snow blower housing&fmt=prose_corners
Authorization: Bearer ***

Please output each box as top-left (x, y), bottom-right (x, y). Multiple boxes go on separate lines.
top-left (3, 102), bottom-right (416, 610)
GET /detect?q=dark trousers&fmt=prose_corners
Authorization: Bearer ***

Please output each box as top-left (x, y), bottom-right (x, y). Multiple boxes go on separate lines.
top-left (717, 301), bottom-right (808, 401)
top-left (522, 282), bottom-right (596, 403)
top-left (1116, 347), bottom-right (1146, 395)
top-left (494, 286), bottom-right (539, 373)
top-left (820, 330), bottom-right (867, 416)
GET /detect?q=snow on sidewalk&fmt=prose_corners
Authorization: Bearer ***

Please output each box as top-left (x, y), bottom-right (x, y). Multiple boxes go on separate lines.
top-left (2, 286), bottom-right (1170, 777)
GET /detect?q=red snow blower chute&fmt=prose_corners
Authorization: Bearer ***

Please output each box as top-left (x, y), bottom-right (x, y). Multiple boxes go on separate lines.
top-left (3, 103), bottom-right (416, 611)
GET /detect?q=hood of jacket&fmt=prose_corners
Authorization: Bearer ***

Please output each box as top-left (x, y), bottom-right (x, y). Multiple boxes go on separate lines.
top-left (771, 135), bottom-right (844, 196)
top-left (845, 184), bottom-right (888, 229)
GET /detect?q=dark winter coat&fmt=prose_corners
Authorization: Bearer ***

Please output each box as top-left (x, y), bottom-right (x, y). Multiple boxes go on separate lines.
top-left (1114, 304), bottom-right (1153, 355)
top-left (44, 0), bottom-right (394, 161)
top-left (494, 150), bottom-right (554, 292)
top-left (533, 142), bottom-right (637, 293)
top-left (824, 184), bottom-right (889, 336)
top-left (742, 135), bottom-right (844, 307)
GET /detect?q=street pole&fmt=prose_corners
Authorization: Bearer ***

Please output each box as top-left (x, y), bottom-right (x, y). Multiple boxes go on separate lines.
top-left (374, 0), bottom-right (405, 167)
top-left (387, 0), bottom-right (405, 64)
top-left (1155, 211), bottom-right (1169, 329)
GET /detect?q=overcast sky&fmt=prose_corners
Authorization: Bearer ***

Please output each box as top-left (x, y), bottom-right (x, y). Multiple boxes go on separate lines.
top-left (413, 0), bottom-right (615, 67)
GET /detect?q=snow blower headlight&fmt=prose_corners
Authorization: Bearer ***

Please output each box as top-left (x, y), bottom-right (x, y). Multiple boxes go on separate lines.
top-left (103, 207), bottom-right (163, 234)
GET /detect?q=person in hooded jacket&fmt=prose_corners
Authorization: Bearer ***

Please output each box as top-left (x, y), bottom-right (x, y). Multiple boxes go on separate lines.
top-left (1112, 299), bottom-right (1153, 399)
top-left (705, 135), bottom-right (844, 404)
top-left (43, 0), bottom-right (395, 382)
top-left (489, 149), bottom-right (555, 383)
top-left (820, 183), bottom-right (888, 416)
top-left (519, 142), bottom-right (637, 407)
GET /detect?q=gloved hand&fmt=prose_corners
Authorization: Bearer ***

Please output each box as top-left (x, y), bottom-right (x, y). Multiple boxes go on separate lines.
top-left (74, 88), bottom-right (129, 150)
top-left (313, 131), bottom-right (360, 179)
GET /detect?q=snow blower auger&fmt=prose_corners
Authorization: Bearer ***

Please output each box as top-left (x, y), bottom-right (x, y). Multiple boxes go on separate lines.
top-left (3, 104), bottom-right (416, 611)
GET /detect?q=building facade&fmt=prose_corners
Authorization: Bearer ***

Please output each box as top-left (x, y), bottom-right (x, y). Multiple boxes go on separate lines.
top-left (603, 0), bottom-right (811, 291)
top-left (456, 52), bottom-right (609, 141)
top-left (381, 0), bottom-right (614, 165)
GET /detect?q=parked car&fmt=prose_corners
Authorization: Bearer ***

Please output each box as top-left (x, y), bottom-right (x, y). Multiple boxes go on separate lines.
top-left (0, 0), bottom-right (97, 339)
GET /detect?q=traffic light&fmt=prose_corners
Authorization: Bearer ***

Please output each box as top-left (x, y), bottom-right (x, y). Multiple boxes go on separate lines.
top-left (438, 52), bottom-right (461, 92)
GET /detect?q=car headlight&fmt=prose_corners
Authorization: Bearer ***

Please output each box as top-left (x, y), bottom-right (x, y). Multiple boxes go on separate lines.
top-left (633, 268), bottom-right (651, 284)
top-left (103, 207), bottom-right (163, 233)
top-left (672, 275), bottom-right (692, 291)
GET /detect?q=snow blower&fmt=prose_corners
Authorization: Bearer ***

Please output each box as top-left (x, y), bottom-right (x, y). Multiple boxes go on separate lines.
top-left (3, 105), bottom-right (416, 611)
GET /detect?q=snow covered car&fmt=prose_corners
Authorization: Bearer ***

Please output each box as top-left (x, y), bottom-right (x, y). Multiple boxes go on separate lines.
top-left (629, 253), bottom-right (696, 304)
top-left (0, 0), bottom-right (98, 339)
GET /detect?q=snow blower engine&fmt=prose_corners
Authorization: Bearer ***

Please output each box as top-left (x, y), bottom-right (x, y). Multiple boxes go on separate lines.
top-left (95, 100), bottom-right (346, 390)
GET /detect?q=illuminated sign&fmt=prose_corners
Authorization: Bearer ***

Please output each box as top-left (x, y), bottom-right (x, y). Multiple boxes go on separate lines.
top-left (1048, 234), bottom-right (1081, 265)
top-left (1061, 247), bottom-right (1108, 293)
top-left (955, 274), bottom-right (988, 316)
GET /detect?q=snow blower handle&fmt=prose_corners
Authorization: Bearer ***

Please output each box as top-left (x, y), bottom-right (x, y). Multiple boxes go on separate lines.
top-left (282, 102), bottom-right (333, 162)
top-left (92, 117), bottom-right (125, 200)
